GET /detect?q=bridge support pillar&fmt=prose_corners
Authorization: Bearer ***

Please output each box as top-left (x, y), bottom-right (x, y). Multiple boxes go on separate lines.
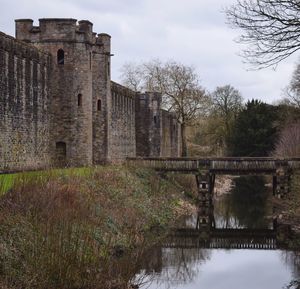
top-left (274, 167), bottom-right (291, 198)
top-left (195, 172), bottom-right (215, 228)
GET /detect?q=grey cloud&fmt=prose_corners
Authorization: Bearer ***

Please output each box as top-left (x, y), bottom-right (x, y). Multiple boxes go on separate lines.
top-left (59, 0), bottom-right (145, 15)
top-left (0, 0), bottom-right (296, 103)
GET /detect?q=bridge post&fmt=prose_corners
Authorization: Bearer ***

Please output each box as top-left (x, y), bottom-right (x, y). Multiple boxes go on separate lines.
top-left (274, 163), bottom-right (291, 198)
top-left (195, 171), bottom-right (215, 228)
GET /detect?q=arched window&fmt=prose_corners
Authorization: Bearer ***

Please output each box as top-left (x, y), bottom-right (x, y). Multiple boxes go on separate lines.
top-left (97, 99), bottom-right (101, 111)
top-left (57, 49), bottom-right (64, 65)
top-left (78, 94), bottom-right (82, 107)
top-left (153, 115), bottom-right (157, 124)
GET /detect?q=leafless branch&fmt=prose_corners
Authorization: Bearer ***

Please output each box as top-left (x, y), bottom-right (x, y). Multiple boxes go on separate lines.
top-left (226, 0), bottom-right (300, 68)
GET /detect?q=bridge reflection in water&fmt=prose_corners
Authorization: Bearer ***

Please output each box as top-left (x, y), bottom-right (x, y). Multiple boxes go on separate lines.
top-left (128, 157), bottom-right (300, 229)
top-left (164, 227), bottom-right (278, 250)
top-left (134, 176), bottom-right (298, 289)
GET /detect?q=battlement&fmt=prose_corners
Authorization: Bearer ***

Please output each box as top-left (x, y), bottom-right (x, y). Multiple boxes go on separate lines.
top-left (15, 18), bottom-right (111, 47)
top-left (0, 31), bottom-right (49, 63)
top-left (111, 81), bottom-right (136, 99)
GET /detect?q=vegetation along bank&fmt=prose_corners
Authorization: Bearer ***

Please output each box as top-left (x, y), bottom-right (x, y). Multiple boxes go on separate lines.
top-left (0, 165), bottom-right (195, 289)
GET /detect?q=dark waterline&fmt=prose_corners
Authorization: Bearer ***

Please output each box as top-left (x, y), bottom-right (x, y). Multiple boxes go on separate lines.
top-left (134, 176), bottom-right (300, 289)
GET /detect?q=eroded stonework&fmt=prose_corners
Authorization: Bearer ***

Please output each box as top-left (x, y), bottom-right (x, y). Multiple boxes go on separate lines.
top-left (0, 18), bottom-right (181, 172)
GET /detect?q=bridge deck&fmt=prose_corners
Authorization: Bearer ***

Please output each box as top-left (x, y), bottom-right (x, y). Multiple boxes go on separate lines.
top-left (127, 157), bottom-right (300, 174)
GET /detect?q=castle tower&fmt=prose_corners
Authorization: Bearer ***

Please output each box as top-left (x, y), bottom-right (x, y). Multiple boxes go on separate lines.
top-left (135, 92), bottom-right (162, 157)
top-left (92, 33), bottom-right (112, 163)
top-left (15, 18), bottom-right (112, 166)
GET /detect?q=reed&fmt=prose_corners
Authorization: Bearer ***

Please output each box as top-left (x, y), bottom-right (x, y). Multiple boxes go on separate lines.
top-left (0, 166), bottom-right (184, 289)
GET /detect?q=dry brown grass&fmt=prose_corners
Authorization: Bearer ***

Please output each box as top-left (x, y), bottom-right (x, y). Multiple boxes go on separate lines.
top-left (0, 166), bottom-right (185, 289)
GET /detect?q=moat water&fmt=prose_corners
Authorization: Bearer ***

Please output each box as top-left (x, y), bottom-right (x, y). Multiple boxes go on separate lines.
top-left (132, 176), bottom-right (300, 289)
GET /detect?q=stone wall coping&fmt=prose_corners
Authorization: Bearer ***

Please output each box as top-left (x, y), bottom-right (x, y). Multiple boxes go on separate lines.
top-left (0, 31), bottom-right (50, 58)
top-left (39, 18), bottom-right (77, 22)
top-left (98, 33), bottom-right (111, 38)
top-left (78, 20), bottom-right (93, 25)
top-left (111, 81), bottom-right (136, 98)
top-left (15, 19), bottom-right (33, 22)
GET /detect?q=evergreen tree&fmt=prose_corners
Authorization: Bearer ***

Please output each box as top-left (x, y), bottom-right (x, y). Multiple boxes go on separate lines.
top-left (229, 100), bottom-right (278, 156)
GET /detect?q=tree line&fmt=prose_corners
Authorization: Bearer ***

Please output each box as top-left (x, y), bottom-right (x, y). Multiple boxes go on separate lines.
top-left (120, 59), bottom-right (300, 158)
top-left (120, 0), bottom-right (300, 158)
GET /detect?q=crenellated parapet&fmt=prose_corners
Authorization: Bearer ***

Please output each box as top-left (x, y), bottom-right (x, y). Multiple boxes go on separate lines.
top-left (111, 81), bottom-right (136, 99)
top-left (0, 31), bottom-right (49, 63)
top-left (15, 18), bottom-right (111, 48)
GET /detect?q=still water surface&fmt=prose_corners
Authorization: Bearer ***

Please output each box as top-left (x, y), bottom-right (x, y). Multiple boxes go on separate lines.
top-left (135, 176), bottom-right (300, 289)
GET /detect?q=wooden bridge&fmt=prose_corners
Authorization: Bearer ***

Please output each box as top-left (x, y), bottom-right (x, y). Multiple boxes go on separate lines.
top-left (128, 157), bottom-right (300, 226)
top-left (127, 157), bottom-right (300, 198)
top-left (127, 157), bottom-right (300, 174)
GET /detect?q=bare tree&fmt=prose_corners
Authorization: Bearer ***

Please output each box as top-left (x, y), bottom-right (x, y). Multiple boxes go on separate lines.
top-left (121, 60), bottom-right (207, 156)
top-left (273, 121), bottom-right (300, 157)
top-left (226, 0), bottom-right (300, 68)
top-left (285, 61), bottom-right (300, 108)
top-left (211, 85), bottom-right (243, 131)
top-left (210, 85), bottom-right (243, 152)
top-left (120, 62), bottom-right (144, 92)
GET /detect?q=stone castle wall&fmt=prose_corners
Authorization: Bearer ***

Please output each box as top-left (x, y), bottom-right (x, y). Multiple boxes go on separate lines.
top-left (135, 92), bottom-right (161, 157)
top-left (135, 92), bottom-right (181, 157)
top-left (111, 81), bottom-right (136, 160)
top-left (0, 18), bottom-right (181, 173)
top-left (160, 109), bottom-right (181, 157)
top-left (92, 33), bottom-right (112, 164)
top-left (16, 18), bottom-right (110, 166)
top-left (0, 32), bottom-right (51, 172)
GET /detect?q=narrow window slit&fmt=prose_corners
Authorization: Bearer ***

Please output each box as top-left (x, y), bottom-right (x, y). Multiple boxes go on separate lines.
top-left (57, 49), bottom-right (64, 65)
top-left (78, 94), bottom-right (82, 106)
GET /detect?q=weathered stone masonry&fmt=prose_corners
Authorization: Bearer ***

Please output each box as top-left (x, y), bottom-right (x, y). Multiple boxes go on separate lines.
top-left (135, 92), bottom-right (181, 157)
top-left (111, 81), bottom-right (136, 160)
top-left (0, 18), bottom-right (181, 172)
top-left (0, 32), bottom-right (51, 171)
top-left (15, 19), bottom-right (110, 167)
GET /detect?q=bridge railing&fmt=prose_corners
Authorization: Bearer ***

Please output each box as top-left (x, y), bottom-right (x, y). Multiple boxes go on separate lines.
top-left (127, 157), bottom-right (300, 173)
top-left (126, 158), bottom-right (201, 171)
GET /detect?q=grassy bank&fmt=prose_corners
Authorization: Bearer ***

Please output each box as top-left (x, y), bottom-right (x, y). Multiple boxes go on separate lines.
top-left (274, 173), bottom-right (300, 235)
top-left (0, 166), bottom-right (192, 289)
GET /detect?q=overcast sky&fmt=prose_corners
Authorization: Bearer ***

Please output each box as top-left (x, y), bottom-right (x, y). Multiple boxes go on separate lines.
top-left (0, 0), bottom-right (299, 103)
